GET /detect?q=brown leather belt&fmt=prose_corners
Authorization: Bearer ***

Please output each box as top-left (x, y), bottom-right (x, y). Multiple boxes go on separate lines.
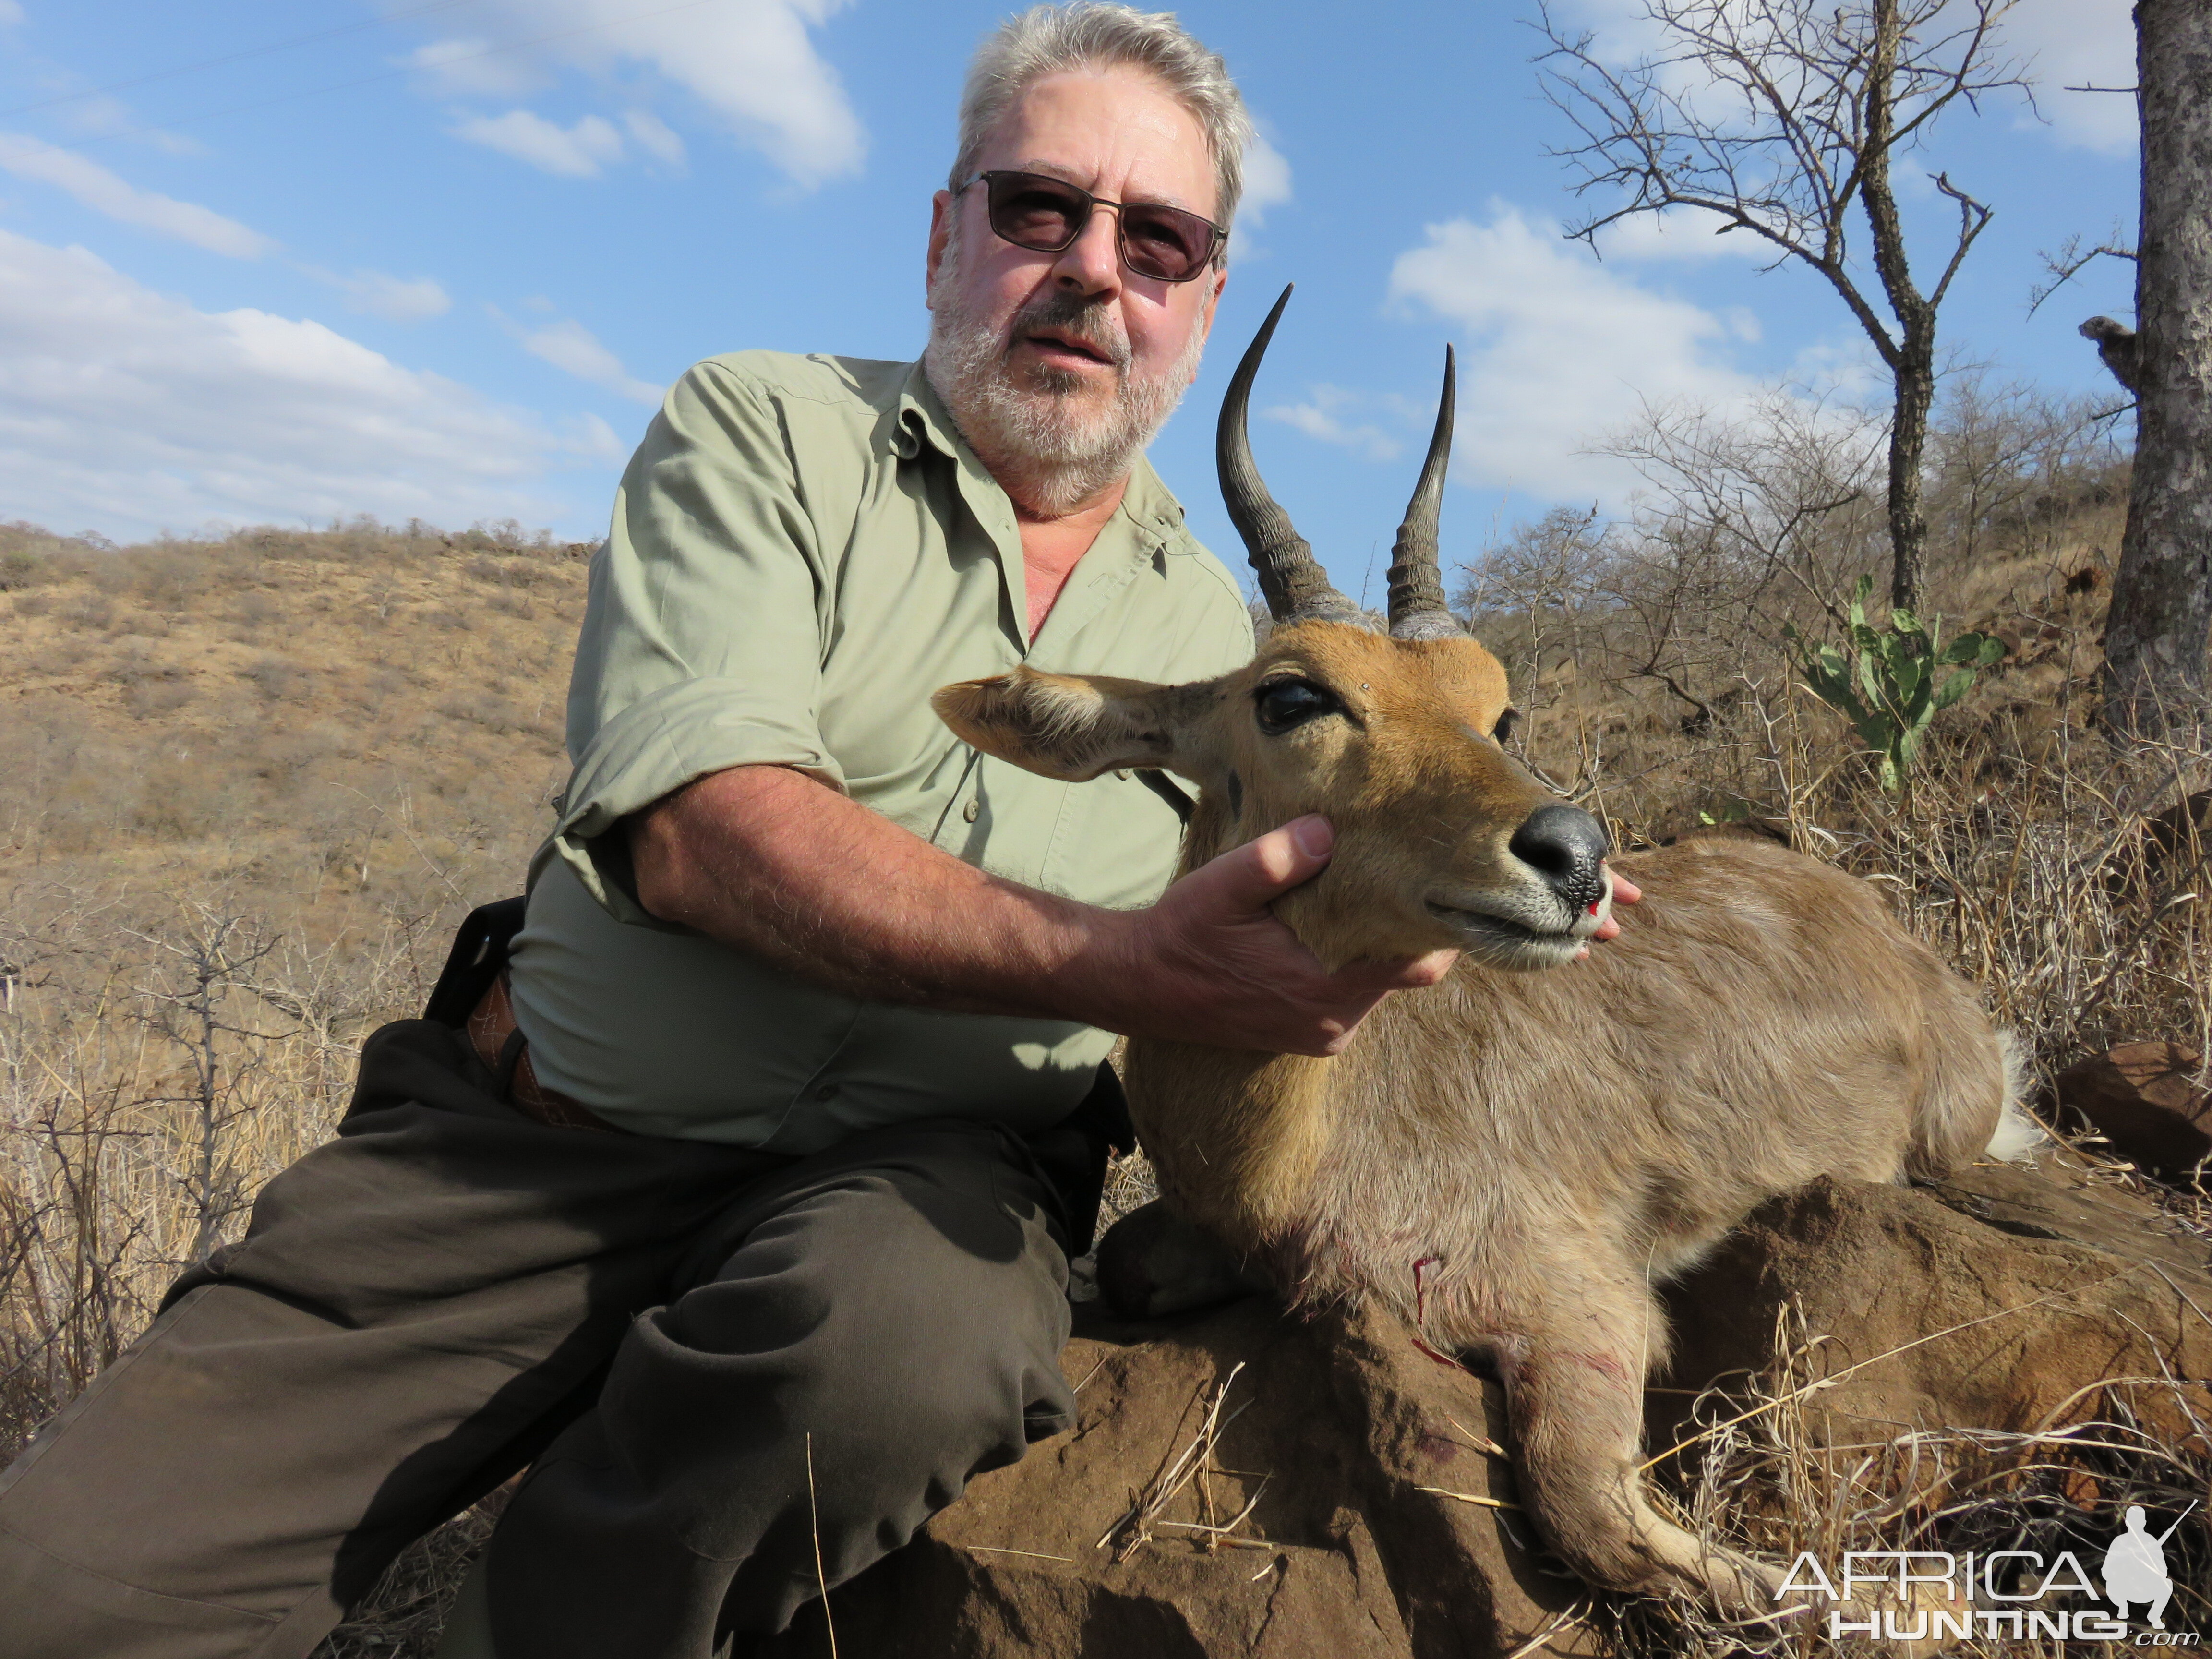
top-left (467, 974), bottom-right (629, 1134)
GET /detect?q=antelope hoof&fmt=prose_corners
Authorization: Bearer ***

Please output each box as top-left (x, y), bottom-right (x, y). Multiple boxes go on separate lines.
top-left (1096, 1201), bottom-right (1266, 1319)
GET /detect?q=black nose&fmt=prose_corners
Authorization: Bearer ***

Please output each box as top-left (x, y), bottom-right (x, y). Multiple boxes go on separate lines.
top-left (1507, 803), bottom-right (1610, 912)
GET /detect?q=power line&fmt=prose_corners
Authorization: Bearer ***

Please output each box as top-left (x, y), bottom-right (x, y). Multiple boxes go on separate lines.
top-left (0, 0), bottom-right (485, 123)
top-left (40, 0), bottom-right (731, 147)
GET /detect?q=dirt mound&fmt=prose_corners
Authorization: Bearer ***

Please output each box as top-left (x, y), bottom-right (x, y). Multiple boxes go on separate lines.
top-left (758, 1154), bottom-right (2211, 1659)
top-left (769, 1295), bottom-right (1582, 1659)
top-left (1658, 1154), bottom-right (2212, 1451)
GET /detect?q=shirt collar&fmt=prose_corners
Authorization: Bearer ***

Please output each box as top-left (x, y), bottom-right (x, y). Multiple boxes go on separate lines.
top-left (892, 358), bottom-right (962, 463)
top-left (892, 358), bottom-right (1192, 550)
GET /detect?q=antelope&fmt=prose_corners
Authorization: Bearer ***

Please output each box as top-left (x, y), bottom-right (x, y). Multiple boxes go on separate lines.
top-left (933, 287), bottom-right (2032, 1616)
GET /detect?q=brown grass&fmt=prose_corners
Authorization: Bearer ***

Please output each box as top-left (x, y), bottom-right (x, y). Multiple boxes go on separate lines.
top-left (1590, 1295), bottom-right (2212, 1659)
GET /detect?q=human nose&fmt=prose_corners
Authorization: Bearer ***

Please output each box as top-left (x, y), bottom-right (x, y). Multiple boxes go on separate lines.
top-left (1050, 200), bottom-right (1123, 299)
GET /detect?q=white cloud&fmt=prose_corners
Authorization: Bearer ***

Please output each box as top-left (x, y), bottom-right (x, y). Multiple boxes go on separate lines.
top-left (31, 86), bottom-right (201, 155)
top-left (406, 36), bottom-right (548, 99)
top-left (0, 134), bottom-right (272, 257)
top-left (1241, 131), bottom-right (1292, 227)
top-left (399, 0), bottom-right (863, 187)
top-left (0, 230), bottom-right (593, 539)
top-left (2005, 0), bottom-right (2136, 156)
top-left (306, 267), bottom-right (453, 323)
top-left (451, 109), bottom-right (625, 177)
top-left (624, 109), bottom-right (686, 168)
top-left (1387, 204), bottom-right (1770, 503)
top-left (506, 313), bottom-right (663, 405)
top-left (573, 411), bottom-right (626, 462)
top-left (1266, 385), bottom-right (1406, 463)
top-left (1552, 0), bottom-right (2128, 157)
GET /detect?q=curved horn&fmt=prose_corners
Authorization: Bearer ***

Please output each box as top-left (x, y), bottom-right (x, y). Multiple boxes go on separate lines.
top-left (1218, 285), bottom-right (1358, 624)
top-left (1386, 344), bottom-right (1467, 641)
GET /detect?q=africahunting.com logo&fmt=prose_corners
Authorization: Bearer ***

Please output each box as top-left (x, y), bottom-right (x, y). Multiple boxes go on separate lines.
top-left (1780, 1502), bottom-right (2200, 1644)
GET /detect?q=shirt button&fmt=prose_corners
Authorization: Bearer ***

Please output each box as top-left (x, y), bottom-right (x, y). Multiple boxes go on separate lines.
top-left (1113, 769), bottom-right (1131, 781)
top-left (812, 1082), bottom-right (838, 1101)
top-left (962, 798), bottom-right (981, 822)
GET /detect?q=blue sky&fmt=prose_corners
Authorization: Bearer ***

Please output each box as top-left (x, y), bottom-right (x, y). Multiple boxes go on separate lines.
top-left (0, 0), bottom-right (2140, 598)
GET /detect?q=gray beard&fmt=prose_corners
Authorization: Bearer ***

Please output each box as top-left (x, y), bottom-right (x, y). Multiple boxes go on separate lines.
top-left (925, 231), bottom-right (1205, 515)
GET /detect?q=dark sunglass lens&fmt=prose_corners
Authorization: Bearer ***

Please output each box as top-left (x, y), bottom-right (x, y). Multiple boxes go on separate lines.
top-left (987, 174), bottom-right (1086, 251)
top-left (1121, 205), bottom-right (1214, 281)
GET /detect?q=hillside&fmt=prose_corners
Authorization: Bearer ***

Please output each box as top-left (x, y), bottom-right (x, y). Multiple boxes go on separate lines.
top-left (2, 517), bottom-right (591, 956)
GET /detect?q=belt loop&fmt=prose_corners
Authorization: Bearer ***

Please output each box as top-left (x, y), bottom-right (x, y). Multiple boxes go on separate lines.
top-left (495, 1028), bottom-right (528, 1099)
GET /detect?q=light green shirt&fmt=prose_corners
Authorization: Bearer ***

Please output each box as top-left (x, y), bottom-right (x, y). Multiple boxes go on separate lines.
top-left (509, 351), bottom-right (1253, 1150)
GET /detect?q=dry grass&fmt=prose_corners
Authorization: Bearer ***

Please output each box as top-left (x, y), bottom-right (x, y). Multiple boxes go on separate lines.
top-left (1590, 1299), bottom-right (2212, 1659)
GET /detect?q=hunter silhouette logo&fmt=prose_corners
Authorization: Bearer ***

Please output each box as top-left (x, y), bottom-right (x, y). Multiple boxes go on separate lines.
top-left (2106, 1502), bottom-right (2195, 1630)
top-left (1778, 1499), bottom-right (2202, 1643)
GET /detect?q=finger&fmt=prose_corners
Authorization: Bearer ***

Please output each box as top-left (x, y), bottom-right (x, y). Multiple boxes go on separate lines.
top-left (1329, 949), bottom-right (1458, 993)
top-left (1187, 815), bottom-right (1334, 913)
top-left (1608, 870), bottom-right (1644, 906)
top-left (1592, 914), bottom-right (1622, 941)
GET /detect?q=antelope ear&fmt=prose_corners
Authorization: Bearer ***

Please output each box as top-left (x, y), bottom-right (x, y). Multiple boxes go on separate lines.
top-left (932, 666), bottom-right (1215, 782)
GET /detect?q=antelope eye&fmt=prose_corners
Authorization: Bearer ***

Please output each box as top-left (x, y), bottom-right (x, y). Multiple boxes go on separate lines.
top-left (1492, 707), bottom-right (1520, 744)
top-left (1254, 678), bottom-right (1339, 735)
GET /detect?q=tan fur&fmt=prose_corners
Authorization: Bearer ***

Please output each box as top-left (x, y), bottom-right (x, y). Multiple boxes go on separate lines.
top-left (936, 622), bottom-right (2008, 1616)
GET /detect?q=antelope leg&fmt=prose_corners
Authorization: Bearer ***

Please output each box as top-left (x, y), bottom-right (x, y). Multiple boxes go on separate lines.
top-left (1491, 1274), bottom-right (1783, 1620)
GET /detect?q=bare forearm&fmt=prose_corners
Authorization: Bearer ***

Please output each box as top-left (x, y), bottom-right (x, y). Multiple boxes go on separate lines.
top-left (629, 764), bottom-right (1465, 1055)
top-left (628, 765), bottom-right (1130, 1018)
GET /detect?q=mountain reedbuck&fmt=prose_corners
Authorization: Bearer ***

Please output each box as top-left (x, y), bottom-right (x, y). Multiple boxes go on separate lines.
top-left (932, 288), bottom-right (2030, 1616)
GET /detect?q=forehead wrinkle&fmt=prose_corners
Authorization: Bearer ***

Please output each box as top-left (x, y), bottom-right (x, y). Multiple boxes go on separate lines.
top-left (986, 67), bottom-right (1215, 216)
top-left (1001, 157), bottom-right (1201, 214)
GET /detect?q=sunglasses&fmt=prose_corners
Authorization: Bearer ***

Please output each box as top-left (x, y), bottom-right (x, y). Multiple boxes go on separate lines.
top-left (962, 169), bottom-right (1226, 284)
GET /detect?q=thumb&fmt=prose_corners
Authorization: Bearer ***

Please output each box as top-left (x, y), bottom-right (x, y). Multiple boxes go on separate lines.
top-left (1186, 815), bottom-right (1334, 915)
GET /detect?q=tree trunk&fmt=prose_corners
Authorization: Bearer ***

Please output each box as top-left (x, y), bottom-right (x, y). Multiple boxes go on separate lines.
top-left (1861, 0), bottom-right (1933, 617)
top-left (1887, 338), bottom-right (1936, 615)
top-left (2102, 0), bottom-right (2212, 738)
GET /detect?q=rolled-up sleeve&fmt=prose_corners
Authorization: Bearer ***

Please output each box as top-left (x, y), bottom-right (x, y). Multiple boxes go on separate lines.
top-left (540, 361), bottom-right (843, 922)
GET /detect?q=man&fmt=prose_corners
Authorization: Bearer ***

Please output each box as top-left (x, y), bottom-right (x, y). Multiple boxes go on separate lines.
top-left (0, 7), bottom-right (1449, 1657)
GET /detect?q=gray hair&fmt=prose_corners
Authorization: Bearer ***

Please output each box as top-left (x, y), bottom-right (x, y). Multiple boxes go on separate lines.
top-left (949, 4), bottom-right (1254, 241)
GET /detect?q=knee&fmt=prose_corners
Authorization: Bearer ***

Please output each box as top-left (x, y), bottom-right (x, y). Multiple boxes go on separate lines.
top-left (800, 1309), bottom-right (1072, 1498)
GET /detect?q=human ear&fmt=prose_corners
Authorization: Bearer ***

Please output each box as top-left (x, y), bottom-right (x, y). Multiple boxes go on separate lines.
top-left (925, 189), bottom-right (953, 307)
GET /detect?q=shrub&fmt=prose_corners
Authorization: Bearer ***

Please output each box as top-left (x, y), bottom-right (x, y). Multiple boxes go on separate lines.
top-left (132, 758), bottom-right (238, 840)
top-left (242, 656), bottom-right (313, 703)
top-left (124, 677), bottom-right (197, 719)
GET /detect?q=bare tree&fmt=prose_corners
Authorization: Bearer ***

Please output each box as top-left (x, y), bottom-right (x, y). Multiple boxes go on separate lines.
top-left (1537, 0), bottom-right (2026, 615)
top-left (2100, 0), bottom-right (2212, 738)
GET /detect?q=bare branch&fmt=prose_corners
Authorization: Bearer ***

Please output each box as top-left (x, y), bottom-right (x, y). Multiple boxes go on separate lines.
top-left (1532, 0), bottom-right (2027, 614)
top-left (2028, 225), bottom-right (2140, 317)
top-left (1926, 172), bottom-right (1995, 311)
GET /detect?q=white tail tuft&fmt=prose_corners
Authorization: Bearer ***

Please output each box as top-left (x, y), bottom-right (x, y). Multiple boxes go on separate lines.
top-left (1983, 1032), bottom-right (2048, 1163)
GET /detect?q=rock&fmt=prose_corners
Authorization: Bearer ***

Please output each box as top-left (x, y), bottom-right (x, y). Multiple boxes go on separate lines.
top-left (762, 1155), bottom-right (2212, 1658)
top-left (2053, 1042), bottom-right (2212, 1177)
top-left (1657, 1154), bottom-right (2212, 1453)
top-left (2106, 790), bottom-right (2212, 903)
top-left (2144, 789), bottom-right (2212, 869)
top-left (765, 1296), bottom-right (1587, 1659)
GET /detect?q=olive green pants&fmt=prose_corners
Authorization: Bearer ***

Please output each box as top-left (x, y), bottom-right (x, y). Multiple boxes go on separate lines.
top-left (0, 1019), bottom-right (1079, 1658)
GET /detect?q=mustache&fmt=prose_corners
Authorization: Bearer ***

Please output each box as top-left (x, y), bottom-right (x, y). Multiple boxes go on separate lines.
top-left (1003, 289), bottom-right (1131, 373)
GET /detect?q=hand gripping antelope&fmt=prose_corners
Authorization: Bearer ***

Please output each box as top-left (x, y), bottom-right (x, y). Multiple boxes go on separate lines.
top-left (932, 288), bottom-right (2030, 1617)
